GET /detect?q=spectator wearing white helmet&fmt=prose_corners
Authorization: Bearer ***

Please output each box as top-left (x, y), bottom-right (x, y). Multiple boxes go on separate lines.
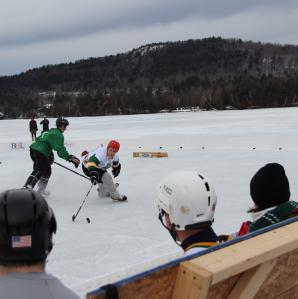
top-left (157, 171), bottom-right (219, 256)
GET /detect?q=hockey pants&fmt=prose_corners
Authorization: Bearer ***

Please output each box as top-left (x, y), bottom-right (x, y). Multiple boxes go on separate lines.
top-left (24, 149), bottom-right (51, 191)
top-left (98, 172), bottom-right (120, 199)
top-left (82, 165), bottom-right (120, 199)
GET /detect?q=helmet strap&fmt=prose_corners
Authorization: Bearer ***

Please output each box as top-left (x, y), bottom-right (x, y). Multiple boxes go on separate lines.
top-left (158, 212), bottom-right (181, 246)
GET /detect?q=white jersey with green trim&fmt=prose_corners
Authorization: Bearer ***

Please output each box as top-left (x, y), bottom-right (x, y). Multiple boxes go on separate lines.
top-left (83, 146), bottom-right (119, 170)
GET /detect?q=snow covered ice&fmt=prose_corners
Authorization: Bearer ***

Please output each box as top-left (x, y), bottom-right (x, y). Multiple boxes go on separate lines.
top-left (1, 107), bottom-right (298, 296)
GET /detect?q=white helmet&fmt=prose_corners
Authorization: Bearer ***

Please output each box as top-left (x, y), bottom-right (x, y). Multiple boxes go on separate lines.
top-left (157, 171), bottom-right (217, 231)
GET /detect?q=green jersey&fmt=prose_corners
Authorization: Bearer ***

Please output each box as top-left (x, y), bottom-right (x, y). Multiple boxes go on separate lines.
top-left (30, 128), bottom-right (70, 160)
top-left (249, 201), bottom-right (298, 232)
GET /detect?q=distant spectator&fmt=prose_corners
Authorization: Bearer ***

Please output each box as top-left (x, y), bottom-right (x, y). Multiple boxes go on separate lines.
top-left (0, 188), bottom-right (80, 299)
top-left (40, 116), bottom-right (50, 133)
top-left (29, 117), bottom-right (38, 141)
top-left (237, 163), bottom-right (298, 236)
top-left (157, 171), bottom-right (219, 256)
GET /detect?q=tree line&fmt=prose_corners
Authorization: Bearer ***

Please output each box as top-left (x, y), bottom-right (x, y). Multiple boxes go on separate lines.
top-left (0, 37), bottom-right (298, 117)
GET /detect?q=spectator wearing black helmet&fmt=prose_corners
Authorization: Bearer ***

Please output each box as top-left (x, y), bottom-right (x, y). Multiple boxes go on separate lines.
top-left (0, 189), bottom-right (80, 299)
top-left (23, 117), bottom-right (80, 196)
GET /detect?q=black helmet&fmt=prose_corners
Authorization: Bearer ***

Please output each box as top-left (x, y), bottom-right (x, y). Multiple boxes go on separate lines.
top-left (56, 116), bottom-right (69, 128)
top-left (0, 189), bottom-right (57, 263)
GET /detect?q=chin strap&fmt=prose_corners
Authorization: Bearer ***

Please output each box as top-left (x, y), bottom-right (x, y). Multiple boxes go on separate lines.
top-left (158, 212), bottom-right (181, 246)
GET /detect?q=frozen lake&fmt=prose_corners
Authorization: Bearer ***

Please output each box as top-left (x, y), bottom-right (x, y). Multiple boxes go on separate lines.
top-left (0, 107), bottom-right (298, 296)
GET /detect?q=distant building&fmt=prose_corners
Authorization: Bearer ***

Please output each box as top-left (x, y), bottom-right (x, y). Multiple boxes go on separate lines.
top-left (43, 103), bottom-right (53, 109)
top-left (174, 106), bottom-right (200, 112)
top-left (0, 112), bottom-right (6, 119)
top-left (225, 105), bottom-right (236, 110)
top-left (37, 91), bottom-right (56, 99)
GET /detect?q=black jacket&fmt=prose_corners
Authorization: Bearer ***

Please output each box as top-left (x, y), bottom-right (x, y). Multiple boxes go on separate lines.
top-left (40, 119), bottom-right (49, 131)
top-left (29, 120), bottom-right (38, 131)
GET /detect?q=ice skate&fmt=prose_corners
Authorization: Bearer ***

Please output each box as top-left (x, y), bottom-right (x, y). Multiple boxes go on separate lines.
top-left (38, 189), bottom-right (51, 197)
top-left (37, 177), bottom-right (50, 198)
top-left (111, 194), bottom-right (127, 202)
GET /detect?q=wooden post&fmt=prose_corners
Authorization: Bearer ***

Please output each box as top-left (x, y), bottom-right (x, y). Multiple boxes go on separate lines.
top-left (172, 262), bottom-right (212, 299)
top-left (227, 259), bottom-right (277, 299)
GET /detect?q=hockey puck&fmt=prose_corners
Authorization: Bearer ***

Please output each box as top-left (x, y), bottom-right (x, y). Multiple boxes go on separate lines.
top-left (86, 217), bottom-right (91, 223)
top-left (72, 215), bottom-right (75, 222)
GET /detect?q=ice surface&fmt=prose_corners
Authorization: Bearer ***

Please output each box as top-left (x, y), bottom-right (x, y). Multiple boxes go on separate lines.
top-left (1, 107), bottom-right (298, 296)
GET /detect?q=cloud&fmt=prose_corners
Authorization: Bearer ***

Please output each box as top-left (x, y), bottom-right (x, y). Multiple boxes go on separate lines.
top-left (0, 0), bottom-right (298, 75)
top-left (1, 0), bottom-right (297, 47)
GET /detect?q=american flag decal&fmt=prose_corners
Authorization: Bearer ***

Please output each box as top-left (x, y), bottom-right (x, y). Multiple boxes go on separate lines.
top-left (11, 235), bottom-right (32, 248)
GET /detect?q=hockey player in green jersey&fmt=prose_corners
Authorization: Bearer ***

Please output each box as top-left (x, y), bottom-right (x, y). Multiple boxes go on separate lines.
top-left (23, 117), bottom-right (80, 196)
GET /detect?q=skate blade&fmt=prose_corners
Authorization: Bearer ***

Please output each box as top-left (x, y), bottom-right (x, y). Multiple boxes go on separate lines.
top-left (112, 196), bottom-right (127, 202)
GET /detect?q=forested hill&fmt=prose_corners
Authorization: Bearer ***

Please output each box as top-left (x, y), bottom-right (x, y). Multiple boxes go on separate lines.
top-left (1, 37), bottom-right (298, 117)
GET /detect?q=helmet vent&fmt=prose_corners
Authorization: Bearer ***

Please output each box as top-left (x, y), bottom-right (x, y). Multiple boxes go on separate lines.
top-left (208, 196), bottom-right (211, 206)
top-left (205, 182), bottom-right (210, 192)
top-left (199, 175), bottom-right (204, 180)
top-left (3, 193), bottom-right (11, 235)
top-left (31, 192), bottom-right (37, 230)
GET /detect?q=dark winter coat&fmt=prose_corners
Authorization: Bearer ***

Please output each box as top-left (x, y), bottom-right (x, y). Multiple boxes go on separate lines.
top-left (40, 118), bottom-right (49, 131)
top-left (29, 119), bottom-right (38, 132)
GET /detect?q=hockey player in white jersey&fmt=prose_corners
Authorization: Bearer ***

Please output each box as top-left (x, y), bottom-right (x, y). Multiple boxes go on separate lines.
top-left (81, 140), bottom-right (127, 201)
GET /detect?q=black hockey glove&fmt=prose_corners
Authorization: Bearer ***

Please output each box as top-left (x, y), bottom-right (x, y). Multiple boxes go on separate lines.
top-left (68, 155), bottom-right (80, 168)
top-left (112, 163), bottom-right (121, 178)
top-left (81, 150), bottom-right (89, 157)
top-left (48, 152), bottom-right (54, 165)
top-left (89, 171), bottom-right (99, 185)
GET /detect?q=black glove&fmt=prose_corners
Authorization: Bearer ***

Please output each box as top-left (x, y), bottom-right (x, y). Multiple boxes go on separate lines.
top-left (89, 171), bottom-right (99, 185)
top-left (48, 152), bottom-right (54, 165)
top-left (81, 150), bottom-right (89, 157)
top-left (112, 163), bottom-right (121, 178)
top-left (68, 155), bottom-right (80, 168)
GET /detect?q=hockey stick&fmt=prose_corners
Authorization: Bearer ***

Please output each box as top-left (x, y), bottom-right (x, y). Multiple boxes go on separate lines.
top-left (54, 161), bottom-right (90, 180)
top-left (72, 184), bottom-right (93, 222)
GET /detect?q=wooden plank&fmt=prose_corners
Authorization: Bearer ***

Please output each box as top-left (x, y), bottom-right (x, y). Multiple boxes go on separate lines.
top-left (207, 275), bottom-right (240, 299)
top-left (204, 248), bottom-right (298, 299)
top-left (87, 221), bottom-right (298, 299)
top-left (254, 249), bottom-right (298, 299)
top-left (275, 284), bottom-right (298, 299)
top-left (133, 152), bottom-right (168, 158)
top-left (227, 259), bottom-right (277, 299)
top-left (188, 222), bottom-right (298, 284)
top-left (172, 262), bottom-right (212, 299)
top-left (87, 265), bottom-right (179, 299)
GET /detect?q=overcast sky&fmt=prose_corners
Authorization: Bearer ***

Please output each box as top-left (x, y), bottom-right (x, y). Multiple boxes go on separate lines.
top-left (0, 0), bottom-right (298, 76)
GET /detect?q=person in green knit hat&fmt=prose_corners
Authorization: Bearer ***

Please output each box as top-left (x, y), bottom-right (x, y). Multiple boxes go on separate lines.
top-left (237, 163), bottom-right (298, 236)
top-left (23, 117), bottom-right (80, 196)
